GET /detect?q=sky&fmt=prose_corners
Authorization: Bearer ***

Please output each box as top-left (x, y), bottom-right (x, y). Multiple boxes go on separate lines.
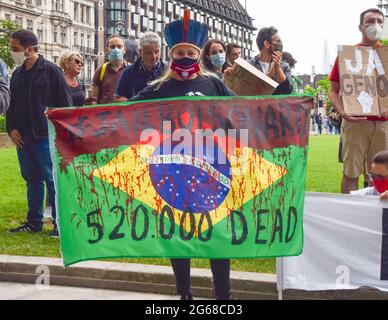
top-left (242, 0), bottom-right (380, 75)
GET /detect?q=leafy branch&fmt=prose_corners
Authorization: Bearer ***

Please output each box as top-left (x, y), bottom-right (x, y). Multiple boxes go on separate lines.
top-left (0, 19), bottom-right (22, 69)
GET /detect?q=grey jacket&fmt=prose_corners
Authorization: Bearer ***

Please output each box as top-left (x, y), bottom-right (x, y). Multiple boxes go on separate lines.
top-left (0, 77), bottom-right (10, 115)
top-left (248, 56), bottom-right (293, 95)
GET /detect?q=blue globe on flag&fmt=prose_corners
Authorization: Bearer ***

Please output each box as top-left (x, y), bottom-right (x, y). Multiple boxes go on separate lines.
top-left (149, 138), bottom-right (232, 213)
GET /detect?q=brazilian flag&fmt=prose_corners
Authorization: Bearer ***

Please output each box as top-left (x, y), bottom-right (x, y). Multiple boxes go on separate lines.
top-left (47, 95), bottom-right (312, 266)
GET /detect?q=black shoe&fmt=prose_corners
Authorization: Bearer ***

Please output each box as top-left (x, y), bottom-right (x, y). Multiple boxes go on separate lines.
top-left (9, 223), bottom-right (42, 233)
top-left (49, 226), bottom-right (59, 237)
top-left (180, 293), bottom-right (193, 300)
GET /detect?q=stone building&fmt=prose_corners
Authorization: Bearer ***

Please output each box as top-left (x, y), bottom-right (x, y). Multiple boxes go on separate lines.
top-left (0, 0), bottom-right (97, 92)
top-left (95, 0), bottom-right (256, 65)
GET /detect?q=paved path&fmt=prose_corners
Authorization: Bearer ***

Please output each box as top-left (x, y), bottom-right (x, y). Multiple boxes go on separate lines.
top-left (0, 282), bottom-right (179, 300)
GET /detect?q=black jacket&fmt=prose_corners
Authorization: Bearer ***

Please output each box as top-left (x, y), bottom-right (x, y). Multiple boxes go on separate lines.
top-left (0, 77), bottom-right (10, 115)
top-left (6, 55), bottom-right (72, 138)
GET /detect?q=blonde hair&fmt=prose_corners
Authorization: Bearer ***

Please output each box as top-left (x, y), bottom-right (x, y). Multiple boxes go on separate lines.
top-left (58, 50), bottom-right (83, 70)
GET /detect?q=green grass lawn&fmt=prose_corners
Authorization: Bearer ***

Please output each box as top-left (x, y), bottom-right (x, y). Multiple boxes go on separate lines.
top-left (0, 135), bottom-right (342, 273)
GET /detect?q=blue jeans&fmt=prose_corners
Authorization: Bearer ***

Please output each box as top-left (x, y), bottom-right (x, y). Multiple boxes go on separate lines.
top-left (17, 136), bottom-right (56, 230)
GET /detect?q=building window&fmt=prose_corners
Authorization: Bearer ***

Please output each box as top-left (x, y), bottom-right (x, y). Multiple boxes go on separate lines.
top-left (74, 3), bottom-right (78, 21)
top-left (80, 33), bottom-right (84, 48)
top-left (15, 16), bottom-right (23, 27)
top-left (87, 59), bottom-right (92, 80)
top-left (37, 29), bottom-right (43, 41)
top-left (141, 16), bottom-right (148, 31)
top-left (80, 5), bottom-right (85, 23)
top-left (52, 0), bottom-right (59, 11)
top-left (73, 32), bottom-right (78, 46)
top-left (61, 27), bottom-right (66, 44)
top-left (87, 35), bottom-right (91, 50)
top-left (107, 0), bottom-right (129, 37)
top-left (87, 7), bottom-right (91, 25)
top-left (26, 19), bottom-right (33, 32)
top-left (132, 13), bottom-right (139, 25)
top-left (53, 28), bottom-right (58, 43)
top-left (167, 2), bottom-right (173, 13)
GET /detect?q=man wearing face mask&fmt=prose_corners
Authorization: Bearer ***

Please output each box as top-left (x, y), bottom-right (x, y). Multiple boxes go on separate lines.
top-left (89, 35), bottom-right (127, 104)
top-left (6, 30), bottom-right (72, 235)
top-left (115, 32), bottom-right (167, 101)
top-left (248, 26), bottom-right (293, 95)
top-left (328, 8), bottom-right (388, 195)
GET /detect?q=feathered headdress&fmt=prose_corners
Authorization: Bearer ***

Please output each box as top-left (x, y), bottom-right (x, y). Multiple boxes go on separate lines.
top-left (164, 9), bottom-right (209, 52)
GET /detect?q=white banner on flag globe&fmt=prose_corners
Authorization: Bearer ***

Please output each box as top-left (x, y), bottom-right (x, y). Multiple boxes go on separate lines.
top-left (277, 192), bottom-right (388, 292)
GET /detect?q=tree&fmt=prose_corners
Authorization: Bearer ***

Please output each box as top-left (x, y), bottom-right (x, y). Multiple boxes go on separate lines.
top-left (0, 19), bottom-right (22, 69)
top-left (380, 39), bottom-right (388, 46)
top-left (303, 85), bottom-right (316, 96)
top-left (316, 76), bottom-right (332, 112)
top-left (316, 77), bottom-right (330, 94)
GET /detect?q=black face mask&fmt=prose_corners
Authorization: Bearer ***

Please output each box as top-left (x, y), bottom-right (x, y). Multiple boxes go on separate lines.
top-left (272, 41), bottom-right (283, 53)
top-left (173, 57), bottom-right (198, 67)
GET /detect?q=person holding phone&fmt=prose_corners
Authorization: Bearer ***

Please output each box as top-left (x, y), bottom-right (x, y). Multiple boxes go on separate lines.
top-left (248, 26), bottom-right (292, 95)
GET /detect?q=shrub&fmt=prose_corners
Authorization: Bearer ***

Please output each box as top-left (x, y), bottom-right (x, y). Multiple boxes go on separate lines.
top-left (0, 115), bottom-right (5, 133)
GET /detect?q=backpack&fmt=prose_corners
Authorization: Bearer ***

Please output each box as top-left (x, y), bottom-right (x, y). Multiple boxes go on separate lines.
top-left (99, 62), bottom-right (109, 82)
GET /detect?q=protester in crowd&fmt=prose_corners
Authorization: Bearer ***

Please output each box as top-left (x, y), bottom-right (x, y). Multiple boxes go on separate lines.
top-left (131, 10), bottom-right (235, 300)
top-left (88, 34), bottom-right (127, 104)
top-left (327, 117), bottom-right (334, 135)
top-left (124, 35), bottom-right (139, 64)
top-left (248, 26), bottom-right (293, 95)
top-left (226, 43), bottom-right (241, 68)
top-left (0, 57), bottom-right (8, 83)
top-left (115, 32), bottom-right (167, 101)
top-left (0, 76), bottom-right (10, 114)
top-left (6, 30), bottom-right (72, 236)
top-left (351, 151), bottom-right (388, 201)
top-left (328, 8), bottom-right (388, 194)
top-left (282, 51), bottom-right (301, 94)
top-left (318, 113), bottom-right (323, 135)
top-left (58, 50), bottom-right (86, 107)
top-left (282, 51), bottom-right (297, 69)
top-left (200, 39), bottom-right (228, 79)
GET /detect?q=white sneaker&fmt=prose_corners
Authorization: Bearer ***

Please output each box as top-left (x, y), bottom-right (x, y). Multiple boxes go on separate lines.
top-left (44, 207), bottom-right (52, 219)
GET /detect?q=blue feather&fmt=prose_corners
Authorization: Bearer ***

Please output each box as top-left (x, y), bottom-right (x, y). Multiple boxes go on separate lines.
top-left (164, 18), bottom-right (208, 50)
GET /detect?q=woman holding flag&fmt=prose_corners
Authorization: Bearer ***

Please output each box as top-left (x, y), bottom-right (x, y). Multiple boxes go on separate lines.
top-left (131, 9), bottom-right (235, 300)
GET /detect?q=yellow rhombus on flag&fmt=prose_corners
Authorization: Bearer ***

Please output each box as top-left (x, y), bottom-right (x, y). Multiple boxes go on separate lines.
top-left (93, 144), bottom-right (287, 234)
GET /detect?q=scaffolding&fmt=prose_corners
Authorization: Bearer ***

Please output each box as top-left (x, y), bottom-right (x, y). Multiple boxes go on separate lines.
top-left (377, 0), bottom-right (388, 16)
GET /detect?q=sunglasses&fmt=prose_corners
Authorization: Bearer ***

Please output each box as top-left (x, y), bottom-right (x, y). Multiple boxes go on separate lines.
top-left (72, 59), bottom-right (84, 66)
top-left (368, 173), bottom-right (388, 182)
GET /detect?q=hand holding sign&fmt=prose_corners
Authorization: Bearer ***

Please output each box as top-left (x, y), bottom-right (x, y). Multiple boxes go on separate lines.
top-left (338, 45), bottom-right (388, 117)
top-left (223, 58), bottom-right (278, 96)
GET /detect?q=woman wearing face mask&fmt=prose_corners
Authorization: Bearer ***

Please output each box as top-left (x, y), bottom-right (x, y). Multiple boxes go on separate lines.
top-left (58, 50), bottom-right (86, 106)
top-left (200, 39), bottom-right (228, 79)
top-left (131, 10), bottom-right (235, 300)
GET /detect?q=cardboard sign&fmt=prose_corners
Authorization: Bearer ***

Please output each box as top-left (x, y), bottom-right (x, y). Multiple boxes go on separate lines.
top-left (224, 58), bottom-right (278, 96)
top-left (338, 45), bottom-right (388, 116)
